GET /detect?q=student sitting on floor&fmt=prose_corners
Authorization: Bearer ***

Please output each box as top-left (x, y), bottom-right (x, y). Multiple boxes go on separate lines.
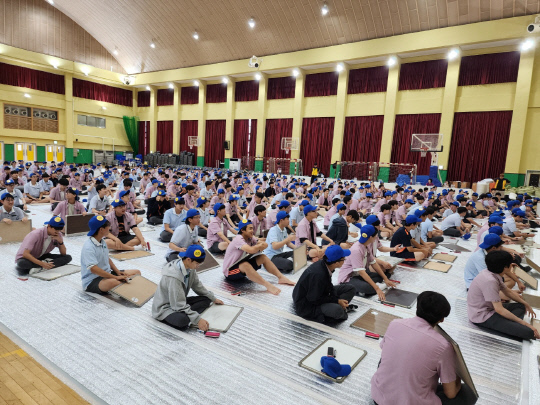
top-left (52, 187), bottom-right (87, 221)
top-left (119, 190), bottom-right (143, 226)
top-left (289, 200), bottom-right (309, 229)
top-left (4, 179), bottom-right (27, 211)
top-left (503, 208), bottom-right (535, 239)
top-left (166, 209), bottom-right (201, 262)
top-left (372, 291), bottom-right (478, 405)
top-left (390, 215), bottom-right (428, 262)
top-left (152, 245), bottom-right (223, 331)
top-left (146, 190), bottom-right (172, 225)
top-left (14, 216), bottom-right (72, 275)
top-left (338, 224), bottom-right (397, 301)
top-left (377, 203), bottom-right (397, 238)
top-left (467, 250), bottom-right (539, 340)
top-left (292, 245), bottom-right (356, 324)
top-left (160, 197), bottom-right (186, 243)
top-left (322, 209), bottom-right (360, 249)
top-left (206, 203), bottom-right (237, 254)
top-left (49, 178), bottom-right (69, 210)
top-left (464, 233), bottom-right (524, 295)
top-left (105, 199), bottom-right (147, 251)
top-left (296, 204), bottom-right (335, 261)
top-left (222, 219), bottom-right (295, 295)
top-left (250, 204), bottom-right (270, 239)
top-left (419, 207), bottom-right (444, 245)
top-left (88, 184), bottom-right (110, 216)
top-left (262, 211), bottom-right (297, 273)
top-left (225, 194), bottom-right (243, 227)
top-left (0, 192), bottom-right (28, 223)
top-left (24, 173), bottom-right (51, 204)
top-left (441, 207), bottom-right (470, 237)
top-left (196, 197), bottom-right (211, 238)
top-left (81, 215), bottom-right (141, 294)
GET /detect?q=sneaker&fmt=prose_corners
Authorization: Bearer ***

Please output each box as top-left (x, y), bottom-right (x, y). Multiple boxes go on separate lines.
top-left (520, 265), bottom-right (532, 273)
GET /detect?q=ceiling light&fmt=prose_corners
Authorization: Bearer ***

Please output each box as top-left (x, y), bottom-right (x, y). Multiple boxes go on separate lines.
top-left (292, 69), bottom-right (300, 77)
top-left (447, 48), bottom-right (460, 60)
top-left (521, 39), bottom-right (535, 51)
top-left (47, 0), bottom-right (54, 5)
top-left (113, 48), bottom-right (119, 56)
top-left (222, 77), bottom-right (229, 84)
top-left (193, 32), bottom-right (199, 40)
top-left (101, 106), bottom-right (107, 111)
top-left (255, 73), bottom-right (262, 81)
top-left (24, 93), bottom-right (31, 98)
top-left (248, 18), bottom-right (255, 29)
top-left (145, 85), bottom-right (151, 91)
top-left (322, 3), bottom-right (329, 16)
top-left (150, 42), bottom-right (156, 49)
top-left (193, 80), bottom-right (200, 86)
top-left (52, 63), bottom-right (58, 69)
top-left (81, 67), bottom-right (90, 76)
top-left (387, 56), bottom-right (397, 67)
top-left (168, 83), bottom-right (174, 89)
top-left (336, 63), bottom-right (344, 72)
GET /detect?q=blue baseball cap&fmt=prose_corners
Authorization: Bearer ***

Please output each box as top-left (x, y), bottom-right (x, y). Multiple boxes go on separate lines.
top-left (404, 199), bottom-right (414, 204)
top-left (405, 215), bottom-right (421, 225)
top-left (442, 189), bottom-right (448, 195)
top-left (174, 197), bottom-right (185, 205)
top-left (488, 215), bottom-right (503, 224)
top-left (47, 216), bottom-right (65, 229)
top-left (462, 232), bottom-right (472, 240)
top-left (237, 219), bottom-right (252, 230)
top-left (87, 215), bottom-right (108, 236)
top-left (0, 192), bottom-right (13, 200)
top-left (111, 199), bottom-right (126, 207)
top-left (324, 245), bottom-right (351, 262)
top-left (320, 356), bottom-right (351, 379)
top-left (488, 226), bottom-right (503, 236)
top-left (178, 244), bottom-right (206, 260)
top-left (275, 211), bottom-right (290, 224)
top-left (185, 208), bottom-right (200, 219)
top-left (451, 202), bottom-right (459, 207)
top-left (119, 190), bottom-right (130, 198)
top-left (151, 179), bottom-right (159, 184)
top-left (366, 193), bottom-right (373, 198)
top-left (359, 225), bottom-right (377, 243)
top-left (277, 200), bottom-right (290, 208)
top-left (303, 204), bottom-right (318, 215)
top-left (337, 203), bottom-right (346, 211)
top-left (365, 214), bottom-right (379, 225)
top-left (299, 200), bottom-right (309, 206)
top-left (306, 193), bottom-right (313, 200)
top-left (197, 197), bottom-right (208, 207)
top-left (480, 234), bottom-right (501, 249)
top-left (384, 191), bottom-right (392, 197)
top-left (281, 188), bottom-right (288, 193)
top-left (512, 208), bottom-right (526, 217)
top-left (414, 209), bottom-right (426, 217)
top-left (217, 188), bottom-right (225, 194)
top-left (156, 190), bottom-right (167, 197)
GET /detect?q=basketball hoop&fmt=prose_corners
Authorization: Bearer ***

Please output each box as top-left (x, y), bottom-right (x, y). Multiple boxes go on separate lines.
top-left (420, 147), bottom-right (429, 158)
top-left (281, 137), bottom-right (299, 155)
top-left (188, 136), bottom-right (200, 150)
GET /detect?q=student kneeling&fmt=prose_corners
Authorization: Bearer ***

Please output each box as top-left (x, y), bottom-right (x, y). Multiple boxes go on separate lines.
top-left (372, 291), bottom-right (478, 405)
top-left (467, 250), bottom-right (539, 340)
top-left (292, 245), bottom-right (356, 324)
top-left (152, 245), bottom-right (224, 331)
top-left (81, 215), bottom-right (141, 294)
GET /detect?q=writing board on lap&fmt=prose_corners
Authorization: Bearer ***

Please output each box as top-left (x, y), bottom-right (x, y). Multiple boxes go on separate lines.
top-left (435, 326), bottom-right (479, 399)
top-left (423, 261), bottom-right (452, 273)
top-left (381, 289), bottom-right (419, 308)
top-left (29, 264), bottom-right (81, 281)
top-left (110, 250), bottom-right (154, 261)
top-left (432, 253), bottom-right (458, 263)
top-left (197, 250), bottom-right (220, 273)
top-left (318, 208), bottom-right (327, 217)
top-left (293, 244), bottom-right (308, 274)
top-left (505, 244), bottom-right (525, 254)
top-left (531, 318), bottom-right (540, 329)
top-left (65, 213), bottom-right (95, 236)
top-left (110, 275), bottom-right (157, 307)
top-left (440, 243), bottom-right (471, 253)
top-left (515, 268), bottom-right (538, 290)
top-left (523, 294), bottom-right (540, 309)
top-left (0, 220), bottom-right (32, 244)
top-left (192, 304), bottom-right (243, 332)
top-left (350, 309), bottom-right (402, 337)
top-left (229, 252), bottom-right (263, 271)
top-left (526, 253), bottom-right (540, 274)
top-left (298, 338), bottom-right (367, 383)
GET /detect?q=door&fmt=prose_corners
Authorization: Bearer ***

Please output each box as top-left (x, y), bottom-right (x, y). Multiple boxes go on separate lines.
top-left (46, 145), bottom-right (55, 162)
top-left (15, 143), bottom-right (24, 160)
top-left (26, 143), bottom-right (35, 161)
top-left (15, 142), bottom-right (37, 161)
top-left (530, 174), bottom-right (540, 188)
top-left (56, 145), bottom-right (64, 162)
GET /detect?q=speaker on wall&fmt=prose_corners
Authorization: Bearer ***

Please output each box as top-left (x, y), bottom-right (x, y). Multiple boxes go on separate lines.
top-left (224, 141), bottom-right (230, 150)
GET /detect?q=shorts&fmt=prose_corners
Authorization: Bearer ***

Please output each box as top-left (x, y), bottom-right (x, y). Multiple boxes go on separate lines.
top-left (118, 234), bottom-right (136, 244)
top-left (85, 276), bottom-right (107, 295)
top-left (225, 257), bottom-right (261, 281)
top-left (391, 249), bottom-right (415, 260)
top-left (208, 242), bottom-right (225, 254)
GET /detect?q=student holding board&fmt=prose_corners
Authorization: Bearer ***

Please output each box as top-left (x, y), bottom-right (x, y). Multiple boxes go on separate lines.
top-left (371, 291), bottom-right (478, 405)
top-left (152, 245), bottom-right (223, 332)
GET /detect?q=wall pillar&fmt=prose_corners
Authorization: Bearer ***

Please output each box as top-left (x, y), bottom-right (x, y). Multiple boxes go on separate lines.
top-left (197, 83), bottom-right (207, 166)
top-left (331, 65), bottom-right (350, 177)
top-left (379, 60), bottom-right (400, 163)
top-left (149, 86), bottom-right (157, 153)
top-left (291, 70), bottom-right (305, 160)
top-left (172, 84), bottom-right (181, 154)
top-left (255, 74), bottom-right (268, 158)
top-left (64, 73), bottom-right (74, 149)
top-left (438, 56), bottom-right (461, 171)
top-left (225, 77), bottom-right (235, 168)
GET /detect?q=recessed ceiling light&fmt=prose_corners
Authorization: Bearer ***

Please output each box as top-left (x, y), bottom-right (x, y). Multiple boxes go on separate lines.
top-left (521, 39), bottom-right (535, 51)
top-left (387, 56), bottom-right (397, 67)
top-left (145, 85), bottom-right (151, 91)
top-left (248, 18), bottom-right (255, 29)
top-left (255, 73), bottom-right (262, 81)
top-left (168, 83), bottom-right (174, 89)
top-left (24, 93), bottom-right (31, 98)
top-left (447, 48), bottom-right (460, 60)
top-left (336, 63), bottom-right (344, 72)
top-left (193, 80), bottom-right (200, 86)
top-left (222, 77), bottom-right (229, 84)
top-left (322, 3), bottom-right (329, 16)
top-left (47, 0), bottom-right (54, 5)
top-left (113, 48), bottom-right (119, 56)
top-left (193, 32), bottom-right (199, 40)
top-left (101, 106), bottom-right (107, 111)
top-left (150, 42), bottom-right (156, 49)
top-left (292, 69), bottom-right (300, 77)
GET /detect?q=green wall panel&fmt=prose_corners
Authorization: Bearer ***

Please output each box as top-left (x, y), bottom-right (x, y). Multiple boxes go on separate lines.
top-left (224, 158), bottom-right (230, 169)
top-left (504, 173), bottom-right (520, 188)
top-left (378, 167), bottom-right (390, 183)
top-left (65, 148), bottom-right (74, 163)
top-left (254, 160), bottom-right (264, 172)
top-left (4, 144), bottom-right (14, 162)
top-left (518, 174), bottom-right (526, 187)
top-left (74, 149), bottom-right (93, 164)
top-left (37, 146), bottom-right (46, 162)
top-left (439, 170), bottom-right (447, 184)
top-left (197, 156), bottom-right (204, 167)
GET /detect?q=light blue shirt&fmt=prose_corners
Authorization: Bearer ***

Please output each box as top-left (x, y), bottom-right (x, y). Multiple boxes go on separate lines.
top-left (162, 207), bottom-right (187, 232)
top-left (420, 218), bottom-right (434, 242)
top-left (289, 206), bottom-right (305, 225)
top-left (81, 236), bottom-right (112, 290)
top-left (441, 213), bottom-right (462, 231)
top-left (167, 224), bottom-right (199, 257)
top-left (39, 179), bottom-right (54, 191)
top-left (502, 217), bottom-right (517, 236)
top-left (464, 249), bottom-right (487, 288)
top-left (263, 225), bottom-right (289, 259)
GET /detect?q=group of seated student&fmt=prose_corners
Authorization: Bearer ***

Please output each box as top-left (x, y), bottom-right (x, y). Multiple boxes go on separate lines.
top-left (0, 191), bottom-right (28, 223)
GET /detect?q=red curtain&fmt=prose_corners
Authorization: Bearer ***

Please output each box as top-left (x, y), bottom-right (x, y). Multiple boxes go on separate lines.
top-left (390, 114), bottom-right (441, 175)
top-left (300, 117), bottom-right (335, 176)
top-left (233, 119), bottom-right (257, 158)
top-left (138, 121), bottom-right (150, 156)
top-left (267, 76), bottom-right (296, 100)
top-left (181, 86), bottom-right (199, 104)
top-left (206, 84), bottom-right (227, 103)
top-left (447, 111), bottom-right (513, 183)
top-left (157, 89), bottom-right (174, 106)
top-left (304, 72), bottom-right (339, 97)
top-left (458, 51), bottom-right (520, 86)
top-left (341, 116), bottom-right (384, 162)
top-left (73, 78), bottom-right (132, 107)
top-left (399, 59), bottom-right (448, 90)
top-left (264, 119), bottom-right (293, 158)
top-left (156, 121), bottom-right (173, 154)
top-left (205, 120), bottom-right (226, 167)
top-left (235, 81), bottom-right (259, 102)
top-left (137, 91), bottom-right (150, 107)
top-left (180, 120), bottom-right (198, 156)
top-left (348, 66), bottom-right (388, 94)
top-left (0, 62), bottom-right (65, 94)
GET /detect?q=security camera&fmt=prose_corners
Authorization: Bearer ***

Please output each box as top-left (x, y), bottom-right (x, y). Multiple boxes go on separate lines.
top-left (248, 55), bottom-right (262, 69)
top-left (528, 16), bottom-right (540, 33)
top-left (122, 75), bottom-right (136, 85)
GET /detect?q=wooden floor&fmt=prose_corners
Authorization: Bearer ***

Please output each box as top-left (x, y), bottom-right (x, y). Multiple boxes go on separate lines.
top-left (0, 333), bottom-right (88, 405)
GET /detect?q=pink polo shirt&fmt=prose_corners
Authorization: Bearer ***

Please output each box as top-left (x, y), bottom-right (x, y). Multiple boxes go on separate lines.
top-left (206, 216), bottom-right (233, 247)
top-left (222, 234), bottom-right (258, 275)
top-left (338, 242), bottom-right (375, 283)
top-left (295, 217), bottom-right (320, 247)
top-left (52, 200), bottom-right (86, 221)
top-left (105, 211), bottom-right (137, 237)
top-left (250, 215), bottom-right (270, 237)
top-left (324, 206), bottom-right (338, 226)
top-left (15, 226), bottom-right (63, 262)
top-left (467, 269), bottom-right (509, 324)
top-left (475, 223), bottom-right (489, 251)
top-left (371, 316), bottom-right (457, 405)
top-left (358, 199), bottom-right (372, 212)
